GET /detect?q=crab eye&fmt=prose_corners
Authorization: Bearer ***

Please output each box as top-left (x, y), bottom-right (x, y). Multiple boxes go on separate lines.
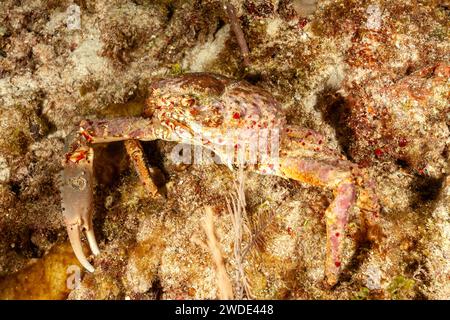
top-left (143, 98), bottom-right (157, 117)
top-left (181, 96), bottom-right (196, 107)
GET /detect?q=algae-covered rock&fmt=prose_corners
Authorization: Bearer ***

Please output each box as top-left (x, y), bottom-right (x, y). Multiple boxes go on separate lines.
top-left (0, 0), bottom-right (449, 300)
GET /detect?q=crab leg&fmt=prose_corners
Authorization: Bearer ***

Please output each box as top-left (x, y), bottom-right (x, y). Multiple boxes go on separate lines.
top-left (324, 178), bottom-right (356, 285)
top-left (62, 117), bottom-right (159, 272)
top-left (124, 140), bottom-right (160, 197)
top-left (279, 157), bottom-right (356, 285)
top-left (284, 125), bottom-right (344, 158)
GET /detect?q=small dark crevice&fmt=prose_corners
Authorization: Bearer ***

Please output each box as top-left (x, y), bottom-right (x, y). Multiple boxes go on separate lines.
top-left (29, 238), bottom-right (43, 258)
top-left (165, 2), bottom-right (175, 23)
top-left (142, 141), bottom-right (163, 166)
top-left (150, 276), bottom-right (163, 300)
top-left (395, 158), bottom-right (409, 169)
top-left (11, 229), bottom-right (43, 259)
top-left (414, 290), bottom-right (429, 300)
top-left (243, 72), bottom-right (263, 85)
top-left (33, 96), bottom-right (58, 140)
top-left (415, 176), bottom-right (444, 202)
top-left (404, 257), bottom-right (419, 275)
top-left (46, 230), bottom-right (58, 244)
top-left (9, 181), bottom-right (22, 197)
top-left (404, 65), bottom-right (415, 76)
top-left (91, 142), bottom-right (129, 240)
top-left (94, 142), bottom-right (128, 187)
top-left (441, 145), bottom-right (449, 166)
top-left (410, 175), bottom-right (444, 209)
top-left (141, 141), bottom-right (167, 193)
top-left (212, 18), bottom-right (225, 39)
top-left (74, 0), bottom-right (88, 11)
top-left (317, 91), bottom-right (354, 160)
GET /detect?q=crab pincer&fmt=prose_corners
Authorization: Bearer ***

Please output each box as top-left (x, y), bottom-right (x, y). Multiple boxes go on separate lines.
top-left (61, 119), bottom-right (161, 272)
top-left (60, 133), bottom-right (99, 272)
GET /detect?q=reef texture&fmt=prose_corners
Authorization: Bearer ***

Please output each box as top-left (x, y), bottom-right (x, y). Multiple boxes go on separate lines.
top-left (0, 0), bottom-right (449, 300)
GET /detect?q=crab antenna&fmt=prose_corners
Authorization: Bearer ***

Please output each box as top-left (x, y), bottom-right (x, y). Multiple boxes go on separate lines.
top-left (224, 2), bottom-right (251, 68)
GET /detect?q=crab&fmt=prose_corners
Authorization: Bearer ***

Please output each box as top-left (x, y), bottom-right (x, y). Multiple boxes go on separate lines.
top-left (61, 72), bottom-right (380, 286)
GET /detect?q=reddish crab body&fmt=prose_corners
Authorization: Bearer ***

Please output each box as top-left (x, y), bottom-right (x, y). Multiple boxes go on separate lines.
top-left (61, 73), bottom-right (380, 285)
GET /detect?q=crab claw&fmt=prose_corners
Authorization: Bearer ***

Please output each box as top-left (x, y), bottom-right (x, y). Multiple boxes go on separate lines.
top-left (61, 146), bottom-right (99, 272)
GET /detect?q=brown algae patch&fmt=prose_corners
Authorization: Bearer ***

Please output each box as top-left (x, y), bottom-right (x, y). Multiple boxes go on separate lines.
top-left (0, 242), bottom-right (81, 300)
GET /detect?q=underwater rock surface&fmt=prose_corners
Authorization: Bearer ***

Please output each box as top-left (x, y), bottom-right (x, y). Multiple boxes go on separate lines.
top-left (0, 0), bottom-right (449, 299)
